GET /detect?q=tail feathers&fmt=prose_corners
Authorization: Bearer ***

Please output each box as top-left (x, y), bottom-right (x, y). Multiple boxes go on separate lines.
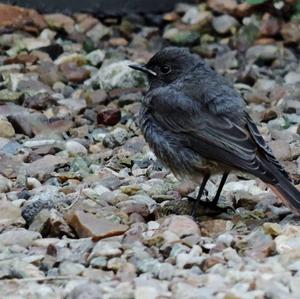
top-left (268, 178), bottom-right (300, 215)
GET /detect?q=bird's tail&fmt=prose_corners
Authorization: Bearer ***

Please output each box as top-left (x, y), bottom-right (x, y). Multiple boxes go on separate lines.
top-left (267, 175), bottom-right (300, 215)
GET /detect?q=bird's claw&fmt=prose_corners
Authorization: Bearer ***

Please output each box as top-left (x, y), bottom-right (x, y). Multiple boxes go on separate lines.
top-left (187, 196), bottom-right (234, 216)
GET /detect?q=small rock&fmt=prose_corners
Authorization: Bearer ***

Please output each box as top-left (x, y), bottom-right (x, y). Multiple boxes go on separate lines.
top-left (284, 72), bottom-right (300, 84)
top-left (160, 215), bottom-right (200, 238)
top-left (4, 53), bottom-right (38, 65)
top-left (65, 210), bottom-right (129, 240)
top-left (182, 8), bottom-right (212, 26)
top-left (44, 13), bottom-right (75, 34)
top-left (281, 21), bottom-right (300, 43)
top-left (0, 118), bottom-right (15, 138)
top-left (246, 45), bottom-right (278, 62)
top-left (0, 228), bottom-right (41, 247)
top-left (260, 13), bottom-right (280, 37)
top-left (98, 60), bottom-right (147, 91)
top-left (66, 140), bottom-right (88, 156)
top-left (269, 140), bottom-right (291, 161)
top-left (200, 219), bottom-right (234, 237)
top-left (85, 89), bottom-right (108, 107)
top-left (89, 240), bottom-right (122, 259)
top-left (275, 225), bottom-right (300, 254)
top-left (26, 177), bottom-right (42, 189)
top-left (86, 23), bottom-right (112, 44)
top-left (163, 28), bottom-right (200, 46)
top-left (236, 229), bottom-right (275, 259)
top-left (212, 14), bottom-right (238, 34)
top-left (97, 108), bottom-right (121, 126)
top-left (0, 89), bottom-right (22, 102)
top-left (86, 49), bottom-right (105, 66)
top-left (59, 261), bottom-right (85, 276)
top-left (263, 222), bottom-right (282, 237)
top-left (0, 200), bottom-right (25, 226)
top-left (23, 155), bottom-right (67, 179)
top-left (103, 127), bottom-right (128, 148)
top-left (0, 175), bottom-right (12, 193)
top-left (60, 62), bottom-right (90, 83)
top-left (207, 0), bottom-right (237, 14)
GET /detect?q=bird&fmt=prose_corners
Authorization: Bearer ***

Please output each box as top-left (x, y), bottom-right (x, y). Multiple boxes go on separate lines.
top-left (129, 47), bottom-right (300, 216)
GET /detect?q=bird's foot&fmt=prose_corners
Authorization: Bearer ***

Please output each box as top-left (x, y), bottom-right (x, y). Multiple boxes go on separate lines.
top-left (187, 196), bottom-right (234, 216)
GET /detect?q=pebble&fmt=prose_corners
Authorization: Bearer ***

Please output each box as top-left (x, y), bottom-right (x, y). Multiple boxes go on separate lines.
top-left (212, 14), bottom-right (238, 34)
top-left (86, 49), bottom-right (105, 66)
top-left (0, 228), bottom-right (41, 247)
top-left (65, 140), bottom-right (88, 156)
top-left (0, 118), bottom-right (15, 137)
top-left (0, 199), bottom-right (25, 226)
top-left (98, 60), bottom-right (147, 91)
top-left (97, 107), bottom-right (121, 126)
top-left (65, 209), bottom-right (129, 239)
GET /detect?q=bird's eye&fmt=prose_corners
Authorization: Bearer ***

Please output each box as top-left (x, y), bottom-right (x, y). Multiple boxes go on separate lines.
top-left (160, 65), bottom-right (171, 74)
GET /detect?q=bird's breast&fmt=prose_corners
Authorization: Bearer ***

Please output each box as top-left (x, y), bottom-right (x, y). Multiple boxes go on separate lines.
top-left (138, 105), bottom-right (222, 180)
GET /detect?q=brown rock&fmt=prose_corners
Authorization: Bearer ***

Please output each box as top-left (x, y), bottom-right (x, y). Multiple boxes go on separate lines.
top-left (97, 108), bottom-right (121, 126)
top-left (207, 0), bottom-right (237, 14)
top-left (260, 13), bottom-right (280, 37)
top-left (77, 15), bottom-right (99, 33)
top-left (160, 215), bottom-right (200, 238)
top-left (109, 37), bottom-right (128, 47)
top-left (201, 256), bottom-right (225, 272)
top-left (0, 153), bottom-right (23, 179)
top-left (281, 21), bottom-right (300, 43)
top-left (255, 38), bottom-right (276, 45)
top-left (200, 219), bottom-right (234, 237)
top-left (44, 13), bottom-right (75, 34)
top-left (85, 89), bottom-right (108, 107)
top-left (235, 2), bottom-right (253, 17)
top-left (163, 11), bottom-right (180, 22)
top-left (60, 62), bottom-right (90, 83)
top-left (261, 109), bottom-right (278, 122)
top-left (65, 210), bottom-right (129, 240)
top-left (0, 4), bottom-right (46, 31)
top-left (4, 53), bottom-right (38, 65)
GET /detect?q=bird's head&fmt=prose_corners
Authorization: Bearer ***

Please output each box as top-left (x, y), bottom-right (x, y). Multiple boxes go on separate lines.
top-left (129, 47), bottom-right (202, 88)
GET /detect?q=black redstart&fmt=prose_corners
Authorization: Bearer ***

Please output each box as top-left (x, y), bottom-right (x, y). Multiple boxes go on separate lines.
top-left (129, 47), bottom-right (300, 215)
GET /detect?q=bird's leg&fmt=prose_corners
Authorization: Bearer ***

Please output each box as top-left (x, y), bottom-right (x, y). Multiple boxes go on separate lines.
top-left (189, 171), bottom-right (232, 215)
top-left (211, 171), bottom-right (229, 206)
top-left (191, 174), bottom-right (210, 217)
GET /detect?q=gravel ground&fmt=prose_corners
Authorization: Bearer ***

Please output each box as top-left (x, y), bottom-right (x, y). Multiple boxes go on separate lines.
top-left (0, 1), bottom-right (300, 298)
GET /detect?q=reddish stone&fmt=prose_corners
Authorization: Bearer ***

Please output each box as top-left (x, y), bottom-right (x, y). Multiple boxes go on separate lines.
top-left (4, 54), bottom-right (38, 65)
top-left (97, 108), bottom-right (121, 126)
top-left (260, 13), bottom-right (280, 37)
top-left (60, 62), bottom-right (90, 84)
top-left (0, 4), bottom-right (46, 31)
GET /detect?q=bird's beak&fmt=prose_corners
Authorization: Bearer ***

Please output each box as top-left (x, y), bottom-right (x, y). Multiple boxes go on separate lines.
top-left (129, 64), bottom-right (157, 77)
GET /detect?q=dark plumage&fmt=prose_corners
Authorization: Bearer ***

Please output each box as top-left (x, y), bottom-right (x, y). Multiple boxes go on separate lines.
top-left (129, 47), bottom-right (300, 215)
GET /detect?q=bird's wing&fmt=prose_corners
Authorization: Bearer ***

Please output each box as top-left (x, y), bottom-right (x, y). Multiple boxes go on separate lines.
top-left (147, 88), bottom-right (279, 183)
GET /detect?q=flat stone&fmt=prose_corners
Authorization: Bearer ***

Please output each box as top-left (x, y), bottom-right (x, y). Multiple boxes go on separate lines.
top-left (23, 155), bottom-right (68, 178)
top-left (65, 209), bottom-right (129, 240)
top-left (200, 219), bottom-right (234, 237)
top-left (0, 200), bottom-right (25, 226)
top-left (0, 228), bottom-right (41, 247)
top-left (160, 215), bottom-right (200, 238)
top-left (60, 62), bottom-right (90, 83)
